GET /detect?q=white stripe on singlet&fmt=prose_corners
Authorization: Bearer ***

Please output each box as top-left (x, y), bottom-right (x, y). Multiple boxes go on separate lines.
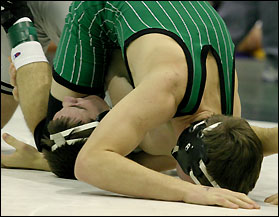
top-left (75, 12), bottom-right (86, 85)
top-left (76, 23), bottom-right (83, 85)
top-left (156, 1), bottom-right (183, 40)
top-left (169, 1), bottom-right (196, 73)
top-left (205, 3), bottom-right (231, 93)
top-left (87, 7), bottom-right (123, 85)
top-left (141, 1), bottom-right (166, 29)
top-left (60, 10), bottom-right (78, 76)
top-left (57, 3), bottom-right (79, 72)
top-left (54, 16), bottom-right (70, 70)
top-left (74, 1), bottom-right (83, 11)
top-left (63, 6), bottom-right (117, 84)
top-left (60, 34), bottom-right (72, 76)
top-left (125, 1), bottom-right (151, 28)
top-left (107, 2), bottom-right (136, 33)
top-left (90, 46), bottom-right (96, 87)
top-left (179, 1), bottom-right (202, 49)
top-left (70, 44), bottom-right (78, 83)
top-left (189, 2), bottom-right (210, 44)
top-left (197, 2), bottom-right (222, 59)
top-left (206, 3), bottom-right (233, 58)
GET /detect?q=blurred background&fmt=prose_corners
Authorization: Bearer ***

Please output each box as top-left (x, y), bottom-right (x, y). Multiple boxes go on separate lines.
top-left (209, 1), bottom-right (278, 123)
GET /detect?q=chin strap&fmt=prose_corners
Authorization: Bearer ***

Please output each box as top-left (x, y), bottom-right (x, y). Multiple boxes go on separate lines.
top-left (189, 160), bottom-right (220, 188)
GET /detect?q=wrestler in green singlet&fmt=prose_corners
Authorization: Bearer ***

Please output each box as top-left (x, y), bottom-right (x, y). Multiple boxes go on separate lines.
top-left (53, 1), bottom-right (235, 117)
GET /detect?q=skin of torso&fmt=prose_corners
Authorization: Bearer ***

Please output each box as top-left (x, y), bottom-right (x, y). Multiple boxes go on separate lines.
top-left (107, 33), bottom-right (241, 158)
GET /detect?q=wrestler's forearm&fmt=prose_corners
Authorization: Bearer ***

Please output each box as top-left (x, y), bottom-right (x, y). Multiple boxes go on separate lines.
top-left (251, 126), bottom-right (278, 156)
top-left (76, 150), bottom-right (192, 202)
top-left (75, 149), bottom-right (260, 209)
top-left (16, 62), bottom-right (52, 134)
top-left (127, 151), bottom-right (176, 172)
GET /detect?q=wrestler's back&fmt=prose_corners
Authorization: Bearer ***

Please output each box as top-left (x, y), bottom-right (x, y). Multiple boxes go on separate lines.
top-left (126, 33), bottom-right (240, 156)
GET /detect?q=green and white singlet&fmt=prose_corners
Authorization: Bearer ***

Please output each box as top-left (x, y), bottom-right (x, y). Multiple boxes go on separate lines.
top-left (53, 1), bottom-right (235, 117)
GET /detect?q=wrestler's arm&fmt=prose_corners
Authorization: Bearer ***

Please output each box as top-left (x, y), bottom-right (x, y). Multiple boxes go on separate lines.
top-left (2, 63), bottom-right (85, 170)
top-left (105, 49), bottom-right (177, 172)
top-left (1, 61), bottom-right (52, 170)
top-left (75, 64), bottom-right (200, 201)
top-left (251, 122), bottom-right (278, 206)
top-left (15, 62), bottom-right (52, 134)
top-left (75, 60), bottom-right (259, 209)
top-left (234, 71), bottom-right (278, 204)
top-left (127, 151), bottom-right (176, 172)
top-left (233, 70), bottom-right (278, 156)
top-left (251, 126), bottom-right (278, 157)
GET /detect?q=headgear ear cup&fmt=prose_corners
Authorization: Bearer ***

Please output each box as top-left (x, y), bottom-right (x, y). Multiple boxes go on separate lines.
top-left (171, 120), bottom-right (222, 187)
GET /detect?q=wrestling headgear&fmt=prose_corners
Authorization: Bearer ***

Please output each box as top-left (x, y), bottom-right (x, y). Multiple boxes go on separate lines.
top-left (171, 120), bottom-right (222, 187)
top-left (49, 110), bottom-right (109, 152)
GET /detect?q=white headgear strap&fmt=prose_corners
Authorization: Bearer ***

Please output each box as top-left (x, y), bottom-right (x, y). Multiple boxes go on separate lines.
top-left (50, 121), bottom-right (99, 152)
top-left (199, 160), bottom-right (220, 188)
top-left (203, 122), bottom-right (222, 132)
top-left (190, 121), bottom-right (222, 188)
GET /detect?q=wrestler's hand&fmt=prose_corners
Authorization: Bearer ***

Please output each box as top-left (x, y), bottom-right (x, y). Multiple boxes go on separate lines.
top-left (265, 193), bottom-right (278, 205)
top-left (1, 133), bottom-right (50, 171)
top-left (8, 61), bottom-right (19, 102)
top-left (184, 184), bottom-right (260, 209)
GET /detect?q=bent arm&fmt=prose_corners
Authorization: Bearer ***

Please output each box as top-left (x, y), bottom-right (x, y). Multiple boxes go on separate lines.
top-left (75, 66), bottom-right (190, 201)
top-left (74, 68), bottom-right (259, 208)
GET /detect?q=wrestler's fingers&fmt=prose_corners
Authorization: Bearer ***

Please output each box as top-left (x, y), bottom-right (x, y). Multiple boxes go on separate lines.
top-left (2, 133), bottom-right (24, 150)
top-left (214, 193), bottom-right (260, 209)
top-left (12, 87), bottom-right (19, 102)
top-left (238, 192), bottom-right (260, 209)
top-left (214, 188), bottom-right (260, 209)
top-left (265, 193), bottom-right (278, 205)
top-left (228, 196), bottom-right (258, 209)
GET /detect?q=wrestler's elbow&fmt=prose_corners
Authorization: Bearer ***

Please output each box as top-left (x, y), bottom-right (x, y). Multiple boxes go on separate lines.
top-left (74, 149), bottom-right (106, 185)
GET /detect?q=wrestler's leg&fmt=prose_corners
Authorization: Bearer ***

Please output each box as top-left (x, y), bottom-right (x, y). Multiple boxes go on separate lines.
top-left (105, 49), bottom-right (133, 107)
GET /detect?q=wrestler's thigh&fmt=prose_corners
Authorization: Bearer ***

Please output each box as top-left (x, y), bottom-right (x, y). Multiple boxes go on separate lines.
top-left (105, 49), bottom-right (133, 106)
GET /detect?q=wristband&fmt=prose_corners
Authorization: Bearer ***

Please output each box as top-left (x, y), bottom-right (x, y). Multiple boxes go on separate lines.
top-left (11, 41), bottom-right (48, 70)
top-left (8, 17), bottom-right (48, 70)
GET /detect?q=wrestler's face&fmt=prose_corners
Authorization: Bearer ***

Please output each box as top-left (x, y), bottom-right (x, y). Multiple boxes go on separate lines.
top-left (53, 95), bottom-right (109, 123)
